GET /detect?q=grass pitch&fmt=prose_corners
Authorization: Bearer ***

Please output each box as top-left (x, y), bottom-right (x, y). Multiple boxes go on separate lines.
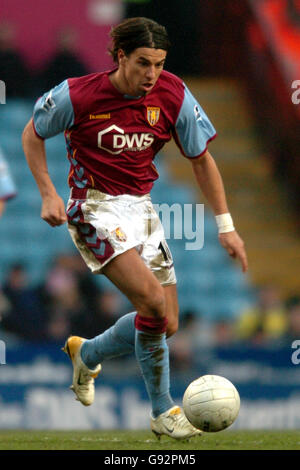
top-left (0, 430), bottom-right (299, 451)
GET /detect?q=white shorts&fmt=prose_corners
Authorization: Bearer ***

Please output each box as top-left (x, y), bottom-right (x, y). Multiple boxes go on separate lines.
top-left (66, 188), bottom-right (176, 286)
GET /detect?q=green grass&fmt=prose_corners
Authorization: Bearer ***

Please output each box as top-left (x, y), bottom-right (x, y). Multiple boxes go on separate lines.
top-left (0, 430), bottom-right (299, 450)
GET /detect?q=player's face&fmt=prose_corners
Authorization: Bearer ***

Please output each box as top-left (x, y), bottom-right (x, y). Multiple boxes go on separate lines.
top-left (118, 48), bottom-right (167, 96)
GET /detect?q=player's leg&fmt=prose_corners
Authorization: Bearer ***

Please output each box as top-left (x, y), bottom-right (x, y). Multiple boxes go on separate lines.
top-left (64, 247), bottom-right (170, 408)
top-left (80, 282), bottom-right (179, 368)
top-left (105, 248), bottom-right (175, 417)
top-left (76, 247), bottom-right (173, 417)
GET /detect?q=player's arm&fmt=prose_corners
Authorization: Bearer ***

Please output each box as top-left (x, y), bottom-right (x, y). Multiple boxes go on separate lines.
top-left (22, 80), bottom-right (74, 227)
top-left (22, 119), bottom-right (67, 227)
top-left (191, 150), bottom-right (248, 273)
top-left (174, 84), bottom-right (248, 272)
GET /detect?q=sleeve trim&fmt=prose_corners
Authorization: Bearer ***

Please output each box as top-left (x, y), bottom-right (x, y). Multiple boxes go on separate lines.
top-left (32, 119), bottom-right (45, 140)
top-left (172, 128), bottom-right (217, 160)
top-left (183, 133), bottom-right (217, 160)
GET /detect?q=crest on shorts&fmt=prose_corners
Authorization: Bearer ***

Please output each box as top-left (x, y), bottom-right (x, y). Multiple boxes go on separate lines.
top-left (114, 226), bottom-right (127, 242)
top-left (147, 107), bottom-right (160, 126)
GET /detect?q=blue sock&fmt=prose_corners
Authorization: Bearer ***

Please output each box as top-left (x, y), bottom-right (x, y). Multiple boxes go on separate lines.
top-left (80, 311), bottom-right (136, 369)
top-left (135, 329), bottom-right (174, 418)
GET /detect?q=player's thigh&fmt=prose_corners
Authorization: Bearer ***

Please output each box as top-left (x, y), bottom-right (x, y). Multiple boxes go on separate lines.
top-left (163, 284), bottom-right (179, 337)
top-left (102, 247), bottom-right (166, 318)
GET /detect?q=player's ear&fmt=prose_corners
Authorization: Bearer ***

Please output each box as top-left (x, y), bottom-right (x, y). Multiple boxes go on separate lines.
top-left (117, 49), bottom-right (126, 65)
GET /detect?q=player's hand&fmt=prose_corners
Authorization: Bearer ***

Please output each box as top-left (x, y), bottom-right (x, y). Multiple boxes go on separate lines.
top-left (218, 231), bottom-right (248, 273)
top-left (41, 194), bottom-right (67, 227)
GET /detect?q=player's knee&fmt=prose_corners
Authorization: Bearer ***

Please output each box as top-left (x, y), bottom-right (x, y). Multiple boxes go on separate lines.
top-left (135, 285), bottom-right (166, 319)
top-left (166, 317), bottom-right (179, 337)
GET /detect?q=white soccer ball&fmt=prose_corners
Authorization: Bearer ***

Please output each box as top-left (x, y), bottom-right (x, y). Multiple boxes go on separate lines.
top-left (182, 374), bottom-right (240, 432)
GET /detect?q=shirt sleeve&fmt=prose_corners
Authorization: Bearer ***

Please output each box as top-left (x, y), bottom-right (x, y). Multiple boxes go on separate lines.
top-left (174, 84), bottom-right (217, 158)
top-left (33, 79), bottom-right (75, 139)
top-left (0, 146), bottom-right (17, 200)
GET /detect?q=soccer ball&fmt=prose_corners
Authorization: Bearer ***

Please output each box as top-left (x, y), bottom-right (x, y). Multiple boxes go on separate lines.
top-left (182, 375), bottom-right (240, 432)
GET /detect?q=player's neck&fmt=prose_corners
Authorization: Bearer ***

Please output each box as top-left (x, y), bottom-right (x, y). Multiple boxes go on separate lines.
top-left (109, 70), bottom-right (142, 98)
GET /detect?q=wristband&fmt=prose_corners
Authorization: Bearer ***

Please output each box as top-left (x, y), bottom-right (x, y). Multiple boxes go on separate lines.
top-left (215, 213), bottom-right (235, 233)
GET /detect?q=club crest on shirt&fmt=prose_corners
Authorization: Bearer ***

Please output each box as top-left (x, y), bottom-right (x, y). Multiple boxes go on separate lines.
top-left (113, 226), bottom-right (127, 242)
top-left (147, 107), bottom-right (160, 126)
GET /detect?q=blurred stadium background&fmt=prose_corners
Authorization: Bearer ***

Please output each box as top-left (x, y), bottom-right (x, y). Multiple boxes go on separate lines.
top-left (0, 0), bottom-right (300, 431)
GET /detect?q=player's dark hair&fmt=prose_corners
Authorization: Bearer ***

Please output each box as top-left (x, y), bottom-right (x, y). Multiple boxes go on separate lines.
top-left (109, 17), bottom-right (171, 62)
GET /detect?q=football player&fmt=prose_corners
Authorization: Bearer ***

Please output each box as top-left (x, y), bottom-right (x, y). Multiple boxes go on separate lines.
top-left (22, 17), bottom-right (248, 440)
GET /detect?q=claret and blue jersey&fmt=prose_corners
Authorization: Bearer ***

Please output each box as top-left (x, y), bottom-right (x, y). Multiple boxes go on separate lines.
top-left (33, 69), bottom-right (216, 196)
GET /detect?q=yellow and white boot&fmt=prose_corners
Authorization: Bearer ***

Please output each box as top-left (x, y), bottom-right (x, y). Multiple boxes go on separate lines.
top-left (62, 336), bottom-right (101, 406)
